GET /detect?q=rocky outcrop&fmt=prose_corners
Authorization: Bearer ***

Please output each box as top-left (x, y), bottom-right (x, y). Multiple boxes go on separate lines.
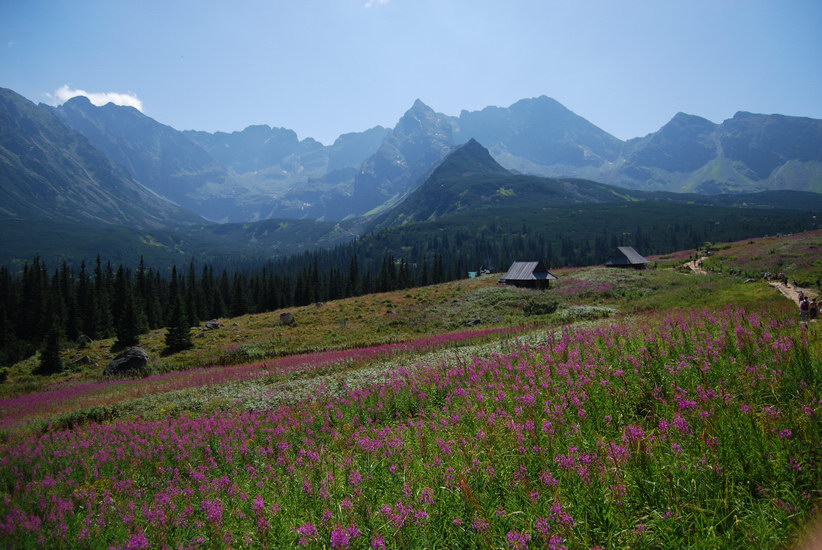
top-left (103, 347), bottom-right (149, 377)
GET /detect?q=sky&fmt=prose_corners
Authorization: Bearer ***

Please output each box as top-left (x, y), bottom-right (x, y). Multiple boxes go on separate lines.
top-left (1, 0), bottom-right (821, 145)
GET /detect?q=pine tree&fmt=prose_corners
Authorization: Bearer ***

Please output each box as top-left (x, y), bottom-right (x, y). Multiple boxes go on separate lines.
top-left (164, 293), bottom-right (192, 353)
top-left (37, 300), bottom-right (63, 375)
top-left (115, 288), bottom-right (141, 349)
top-left (37, 327), bottom-right (63, 375)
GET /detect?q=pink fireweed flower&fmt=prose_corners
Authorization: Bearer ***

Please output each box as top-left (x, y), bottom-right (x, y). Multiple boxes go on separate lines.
top-left (297, 522), bottom-right (319, 537)
top-left (253, 495), bottom-right (265, 514)
top-left (507, 530), bottom-right (532, 549)
top-left (200, 499), bottom-right (224, 524)
top-left (125, 532), bottom-right (150, 550)
top-left (540, 470), bottom-right (559, 487)
top-left (330, 527), bottom-right (350, 549)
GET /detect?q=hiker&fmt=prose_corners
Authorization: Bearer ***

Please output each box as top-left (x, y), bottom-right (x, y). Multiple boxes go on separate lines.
top-left (799, 297), bottom-right (810, 322)
top-left (811, 298), bottom-right (818, 321)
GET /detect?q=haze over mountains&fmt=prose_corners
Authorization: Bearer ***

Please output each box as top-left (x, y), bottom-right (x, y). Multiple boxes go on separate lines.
top-left (0, 87), bottom-right (814, 226)
top-left (1, 85), bottom-right (822, 267)
top-left (0, 88), bottom-right (200, 229)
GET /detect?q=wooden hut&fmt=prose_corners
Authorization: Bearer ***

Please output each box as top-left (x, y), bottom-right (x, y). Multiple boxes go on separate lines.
top-left (499, 260), bottom-right (557, 289)
top-left (604, 246), bottom-right (649, 269)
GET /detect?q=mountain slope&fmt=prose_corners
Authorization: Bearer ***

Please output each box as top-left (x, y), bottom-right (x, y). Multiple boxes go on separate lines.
top-left (0, 88), bottom-right (202, 229)
top-left (455, 95), bottom-right (623, 177)
top-left (20, 86), bottom-right (822, 226)
top-left (51, 96), bottom-right (229, 207)
top-left (53, 96), bottom-right (391, 222)
top-left (371, 139), bottom-right (639, 229)
top-left (601, 111), bottom-right (822, 193)
top-left (336, 99), bottom-right (457, 219)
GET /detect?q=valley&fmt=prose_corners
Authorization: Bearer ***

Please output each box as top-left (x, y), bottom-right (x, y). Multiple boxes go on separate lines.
top-left (3, 2), bottom-right (820, 547)
top-left (0, 231), bottom-right (819, 549)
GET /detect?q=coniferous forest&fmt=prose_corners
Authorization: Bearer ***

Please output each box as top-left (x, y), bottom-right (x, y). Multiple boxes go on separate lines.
top-left (1, 202), bottom-right (815, 369)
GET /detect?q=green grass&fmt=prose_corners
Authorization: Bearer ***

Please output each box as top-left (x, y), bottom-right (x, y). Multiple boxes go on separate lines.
top-left (0, 232), bottom-right (820, 549)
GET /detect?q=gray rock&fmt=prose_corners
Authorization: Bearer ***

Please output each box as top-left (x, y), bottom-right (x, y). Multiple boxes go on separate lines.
top-left (103, 347), bottom-right (149, 377)
top-left (465, 319), bottom-right (481, 326)
top-left (279, 312), bottom-right (295, 326)
top-left (73, 355), bottom-right (96, 367)
top-left (204, 319), bottom-right (224, 330)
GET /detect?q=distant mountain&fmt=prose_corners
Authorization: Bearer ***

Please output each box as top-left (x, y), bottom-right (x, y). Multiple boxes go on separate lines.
top-left (601, 111), bottom-right (822, 194)
top-left (52, 98), bottom-right (389, 222)
top-left (10, 84), bottom-right (822, 227)
top-left (372, 139), bottom-right (640, 230)
top-left (51, 95), bottom-right (229, 207)
top-left (454, 96), bottom-right (623, 177)
top-left (335, 99), bottom-right (457, 219)
top-left (0, 88), bottom-right (201, 229)
top-left (373, 138), bottom-right (822, 231)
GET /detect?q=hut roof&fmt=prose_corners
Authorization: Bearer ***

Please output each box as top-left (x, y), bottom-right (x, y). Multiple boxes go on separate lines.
top-left (500, 260), bottom-right (558, 282)
top-left (605, 246), bottom-right (649, 266)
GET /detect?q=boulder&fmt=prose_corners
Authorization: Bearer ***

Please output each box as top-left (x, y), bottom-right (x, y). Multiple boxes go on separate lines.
top-left (279, 312), bottom-right (295, 326)
top-left (204, 319), bottom-right (224, 330)
top-left (103, 347), bottom-right (149, 377)
top-left (73, 355), bottom-right (96, 367)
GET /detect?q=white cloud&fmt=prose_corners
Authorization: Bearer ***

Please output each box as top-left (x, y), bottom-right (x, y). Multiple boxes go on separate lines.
top-left (48, 85), bottom-right (144, 111)
top-left (364, 0), bottom-right (391, 7)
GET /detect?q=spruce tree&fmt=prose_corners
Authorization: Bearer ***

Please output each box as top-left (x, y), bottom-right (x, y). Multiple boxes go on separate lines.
top-left (164, 293), bottom-right (192, 353)
top-left (115, 289), bottom-right (141, 348)
top-left (37, 322), bottom-right (63, 375)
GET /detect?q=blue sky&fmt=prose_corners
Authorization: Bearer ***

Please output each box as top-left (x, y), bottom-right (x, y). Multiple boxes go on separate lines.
top-left (2, 0), bottom-right (821, 145)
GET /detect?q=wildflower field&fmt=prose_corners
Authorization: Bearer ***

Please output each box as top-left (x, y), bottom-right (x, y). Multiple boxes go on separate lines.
top-left (0, 233), bottom-right (820, 549)
top-left (699, 230), bottom-right (822, 284)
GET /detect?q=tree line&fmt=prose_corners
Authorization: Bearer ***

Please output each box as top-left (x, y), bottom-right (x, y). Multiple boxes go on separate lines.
top-left (1, 203), bottom-right (815, 371)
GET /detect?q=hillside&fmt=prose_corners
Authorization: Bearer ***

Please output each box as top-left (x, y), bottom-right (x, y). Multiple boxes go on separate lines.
top-left (52, 96), bottom-right (389, 222)
top-left (0, 232), bottom-right (819, 549)
top-left (0, 88), bottom-right (202, 229)
top-left (0, 217), bottom-right (355, 269)
top-left (602, 111), bottom-right (822, 193)
top-left (372, 139), bottom-right (652, 230)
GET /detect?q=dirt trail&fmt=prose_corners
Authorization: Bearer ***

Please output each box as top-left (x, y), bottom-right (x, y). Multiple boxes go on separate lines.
top-left (683, 256), bottom-right (818, 307)
top-left (768, 281), bottom-right (818, 306)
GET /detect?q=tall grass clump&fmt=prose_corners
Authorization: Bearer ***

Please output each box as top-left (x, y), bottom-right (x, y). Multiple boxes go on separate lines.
top-left (0, 308), bottom-right (818, 548)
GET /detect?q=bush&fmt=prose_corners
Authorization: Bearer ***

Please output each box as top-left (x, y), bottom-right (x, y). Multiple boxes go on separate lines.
top-left (523, 299), bottom-right (558, 316)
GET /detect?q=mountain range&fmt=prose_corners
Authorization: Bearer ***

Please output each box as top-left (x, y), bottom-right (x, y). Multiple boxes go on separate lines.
top-left (1, 85), bottom-right (821, 268)
top-left (0, 88), bottom-right (200, 229)
top-left (10, 88), bottom-right (817, 225)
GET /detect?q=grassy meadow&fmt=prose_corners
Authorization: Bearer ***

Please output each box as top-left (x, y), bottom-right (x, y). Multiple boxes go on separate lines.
top-left (0, 231), bottom-right (820, 549)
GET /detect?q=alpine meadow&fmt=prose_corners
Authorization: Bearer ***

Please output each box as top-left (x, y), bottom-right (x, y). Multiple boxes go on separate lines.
top-left (1, 1), bottom-right (821, 548)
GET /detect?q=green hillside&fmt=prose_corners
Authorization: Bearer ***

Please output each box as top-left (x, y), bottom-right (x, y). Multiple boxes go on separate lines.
top-left (0, 231), bottom-right (819, 549)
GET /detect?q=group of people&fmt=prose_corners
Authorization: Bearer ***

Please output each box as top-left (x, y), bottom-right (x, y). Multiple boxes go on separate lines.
top-left (799, 292), bottom-right (818, 322)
